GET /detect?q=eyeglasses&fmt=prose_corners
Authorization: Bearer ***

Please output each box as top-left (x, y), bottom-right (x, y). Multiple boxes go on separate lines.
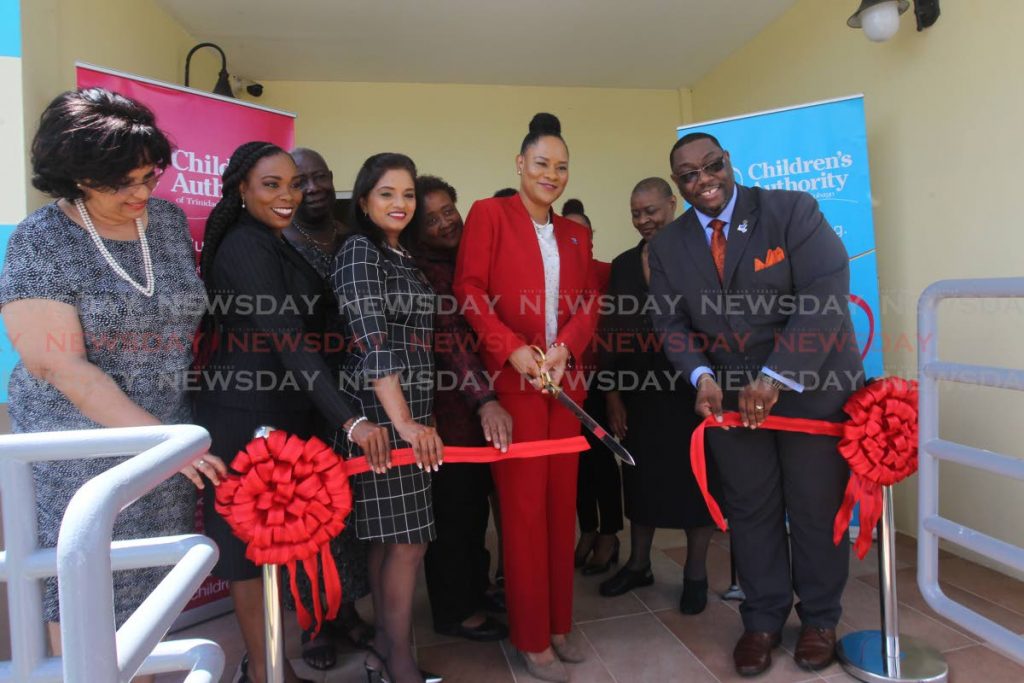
top-left (676, 157), bottom-right (726, 185)
top-left (94, 170), bottom-right (165, 195)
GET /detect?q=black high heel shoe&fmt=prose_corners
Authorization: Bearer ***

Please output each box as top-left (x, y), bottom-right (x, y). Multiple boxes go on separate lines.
top-left (574, 531), bottom-right (598, 568)
top-left (581, 536), bottom-right (620, 576)
top-left (598, 564), bottom-right (654, 596)
top-left (679, 577), bottom-right (709, 615)
top-left (364, 647), bottom-right (392, 683)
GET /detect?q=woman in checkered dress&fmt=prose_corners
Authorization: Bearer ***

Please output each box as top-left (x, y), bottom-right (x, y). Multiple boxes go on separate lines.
top-left (332, 153), bottom-right (443, 683)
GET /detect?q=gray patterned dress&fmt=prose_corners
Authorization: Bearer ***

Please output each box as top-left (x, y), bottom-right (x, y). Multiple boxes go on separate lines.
top-left (0, 199), bottom-right (206, 626)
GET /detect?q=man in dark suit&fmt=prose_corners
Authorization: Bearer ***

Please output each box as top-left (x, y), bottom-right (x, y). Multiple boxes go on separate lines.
top-left (648, 133), bottom-right (865, 677)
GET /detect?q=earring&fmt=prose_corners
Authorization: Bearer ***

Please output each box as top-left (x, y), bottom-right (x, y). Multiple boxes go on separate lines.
top-left (241, 197), bottom-right (246, 209)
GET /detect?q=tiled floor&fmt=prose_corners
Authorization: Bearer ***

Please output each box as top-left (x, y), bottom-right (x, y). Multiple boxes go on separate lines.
top-left (155, 528), bottom-right (1024, 683)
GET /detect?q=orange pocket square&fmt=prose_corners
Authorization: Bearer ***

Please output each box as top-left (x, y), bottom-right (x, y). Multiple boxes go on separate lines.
top-left (754, 247), bottom-right (786, 272)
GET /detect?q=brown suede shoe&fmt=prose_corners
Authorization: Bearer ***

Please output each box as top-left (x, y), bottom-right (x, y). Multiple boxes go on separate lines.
top-left (733, 630), bottom-right (781, 677)
top-left (794, 626), bottom-right (837, 671)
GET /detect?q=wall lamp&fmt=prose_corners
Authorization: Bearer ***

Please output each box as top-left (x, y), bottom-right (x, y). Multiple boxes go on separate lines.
top-left (848, 0), bottom-right (940, 42)
top-left (184, 42), bottom-right (264, 98)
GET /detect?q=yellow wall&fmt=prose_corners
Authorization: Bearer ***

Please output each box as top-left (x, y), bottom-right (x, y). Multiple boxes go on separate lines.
top-left (19, 0), bottom-right (201, 208)
top-left (259, 80), bottom-right (681, 261)
top-left (691, 0), bottom-right (1024, 570)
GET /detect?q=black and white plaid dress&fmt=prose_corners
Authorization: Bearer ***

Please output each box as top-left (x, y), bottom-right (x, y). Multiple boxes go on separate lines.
top-left (333, 235), bottom-right (437, 543)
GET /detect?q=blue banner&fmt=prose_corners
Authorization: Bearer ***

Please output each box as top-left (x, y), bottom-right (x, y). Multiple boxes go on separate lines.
top-left (677, 95), bottom-right (883, 380)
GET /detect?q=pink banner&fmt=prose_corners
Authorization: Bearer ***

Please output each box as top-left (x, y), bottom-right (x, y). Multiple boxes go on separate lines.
top-left (76, 64), bottom-right (295, 258)
top-left (76, 64), bottom-right (296, 626)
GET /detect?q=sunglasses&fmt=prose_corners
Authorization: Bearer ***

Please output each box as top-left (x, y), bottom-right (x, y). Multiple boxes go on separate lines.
top-left (677, 156), bottom-right (727, 185)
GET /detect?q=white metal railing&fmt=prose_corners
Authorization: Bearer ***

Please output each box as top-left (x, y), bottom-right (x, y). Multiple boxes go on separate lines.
top-left (0, 424), bottom-right (224, 682)
top-left (918, 277), bottom-right (1024, 667)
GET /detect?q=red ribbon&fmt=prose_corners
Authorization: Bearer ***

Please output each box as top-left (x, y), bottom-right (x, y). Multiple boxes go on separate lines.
top-left (215, 433), bottom-right (588, 635)
top-left (690, 378), bottom-right (918, 560)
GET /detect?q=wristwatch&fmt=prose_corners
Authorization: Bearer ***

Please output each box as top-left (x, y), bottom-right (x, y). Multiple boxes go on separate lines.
top-left (757, 371), bottom-right (787, 391)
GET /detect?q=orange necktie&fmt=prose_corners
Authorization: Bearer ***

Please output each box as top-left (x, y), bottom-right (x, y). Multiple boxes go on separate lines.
top-left (709, 219), bottom-right (727, 283)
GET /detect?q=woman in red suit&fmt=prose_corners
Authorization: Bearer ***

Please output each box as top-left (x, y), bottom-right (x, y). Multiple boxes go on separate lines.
top-left (454, 113), bottom-right (597, 682)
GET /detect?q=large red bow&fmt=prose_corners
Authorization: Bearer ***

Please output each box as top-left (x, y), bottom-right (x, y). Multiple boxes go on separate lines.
top-left (690, 377), bottom-right (918, 559)
top-left (215, 433), bottom-right (589, 635)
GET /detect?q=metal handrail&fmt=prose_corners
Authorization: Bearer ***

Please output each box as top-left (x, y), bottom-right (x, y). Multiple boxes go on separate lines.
top-left (0, 425), bottom-right (225, 682)
top-left (918, 277), bottom-right (1024, 667)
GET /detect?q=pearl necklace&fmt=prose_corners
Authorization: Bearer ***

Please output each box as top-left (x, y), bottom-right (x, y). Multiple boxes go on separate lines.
top-left (74, 198), bottom-right (155, 297)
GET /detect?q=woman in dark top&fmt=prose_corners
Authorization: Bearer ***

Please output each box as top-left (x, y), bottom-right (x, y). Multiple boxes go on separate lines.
top-left (561, 198), bottom-right (624, 575)
top-left (334, 153), bottom-right (443, 683)
top-left (196, 141), bottom-right (388, 683)
top-left (411, 175), bottom-right (511, 643)
top-left (598, 178), bottom-right (718, 615)
top-left (281, 147), bottom-right (374, 670)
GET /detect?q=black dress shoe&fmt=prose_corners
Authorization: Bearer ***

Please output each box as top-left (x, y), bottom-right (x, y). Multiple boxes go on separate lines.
top-left (598, 565), bottom-right (654, 597)
top-left (482, 589), bottom-right (507, 613)
top-left (679, 577), bottom-right (708, 614)
top-left (435, 615), bottom-right (509, 641)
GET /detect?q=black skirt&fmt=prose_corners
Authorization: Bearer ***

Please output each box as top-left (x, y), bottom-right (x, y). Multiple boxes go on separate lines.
top-left (620, 389), bottom-right (718, 529)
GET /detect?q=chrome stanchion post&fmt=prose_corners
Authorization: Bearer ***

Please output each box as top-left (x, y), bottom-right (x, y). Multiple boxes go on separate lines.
top-left (721, 536), bottom-right (746, 601)
top-left (263, 563), bottom-right (285, 683)
top-left (836, 485), bottom-right (948, 683)
top-left (254, 425), bottom-right (286, 683)
top-left (879, 487), bottom-right (901, 676)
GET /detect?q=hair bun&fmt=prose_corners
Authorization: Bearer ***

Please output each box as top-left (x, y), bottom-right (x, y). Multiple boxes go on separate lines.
top-left (528, 112), bottom-right (561, 136)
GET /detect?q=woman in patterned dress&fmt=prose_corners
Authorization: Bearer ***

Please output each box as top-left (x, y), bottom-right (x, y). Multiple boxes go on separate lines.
top-left (334, 153), bottom-right (442, 683)
top-left (0, 88), bottom-right (226, 682)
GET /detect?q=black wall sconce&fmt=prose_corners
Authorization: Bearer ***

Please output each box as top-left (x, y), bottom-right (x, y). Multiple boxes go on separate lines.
top-left (184, 42), bottom-right (264, 98)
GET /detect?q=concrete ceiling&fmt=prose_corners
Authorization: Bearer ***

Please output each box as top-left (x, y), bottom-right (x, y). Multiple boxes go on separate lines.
top-left (157, 0), bottom-right (798, 89)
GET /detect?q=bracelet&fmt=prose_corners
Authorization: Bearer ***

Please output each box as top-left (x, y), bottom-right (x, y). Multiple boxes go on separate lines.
top-left (345, 416), bottom-right (368, 440)
top-left (548, 341), bottom-right (576, 369)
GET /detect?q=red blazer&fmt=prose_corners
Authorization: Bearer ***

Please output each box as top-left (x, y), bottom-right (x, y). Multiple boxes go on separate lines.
top-left (454, 195), bottom-right (598, 400)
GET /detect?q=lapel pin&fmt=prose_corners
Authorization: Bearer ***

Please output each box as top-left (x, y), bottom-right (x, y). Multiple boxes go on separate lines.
top-left (737, 220), bottom-right (749, 234)
top-left (570, 236), bottom-right (578, 245)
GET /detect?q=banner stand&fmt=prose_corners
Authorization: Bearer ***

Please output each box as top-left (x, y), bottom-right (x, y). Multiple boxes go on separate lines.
top-left (835, 487), bottom-right (947, 682)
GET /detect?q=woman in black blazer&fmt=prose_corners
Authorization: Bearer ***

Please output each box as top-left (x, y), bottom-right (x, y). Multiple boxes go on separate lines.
top-left (597, 178), bottom-right (718, 615)
top-left (195, 142), bottom-right (388, 683)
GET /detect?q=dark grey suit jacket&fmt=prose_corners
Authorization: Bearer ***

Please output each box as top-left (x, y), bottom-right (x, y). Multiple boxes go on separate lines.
top-left (647, 185), bottom-right (864, 420)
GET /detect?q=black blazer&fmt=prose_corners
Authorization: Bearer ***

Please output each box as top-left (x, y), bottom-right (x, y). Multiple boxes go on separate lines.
top-left (647, 185), bottom-right (864, 419)
top-left (197, 213), bottom-right (356, 427)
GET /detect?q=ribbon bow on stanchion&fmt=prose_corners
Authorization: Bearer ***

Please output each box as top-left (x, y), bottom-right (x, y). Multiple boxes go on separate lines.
top-left (215, 430), bottom-right (590, 638)
top-left (690, 377), bottom-right (919, 559)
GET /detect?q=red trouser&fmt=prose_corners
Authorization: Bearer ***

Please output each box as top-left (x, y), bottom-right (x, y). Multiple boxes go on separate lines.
top-left (492, 391), bottom-right (581, 652)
